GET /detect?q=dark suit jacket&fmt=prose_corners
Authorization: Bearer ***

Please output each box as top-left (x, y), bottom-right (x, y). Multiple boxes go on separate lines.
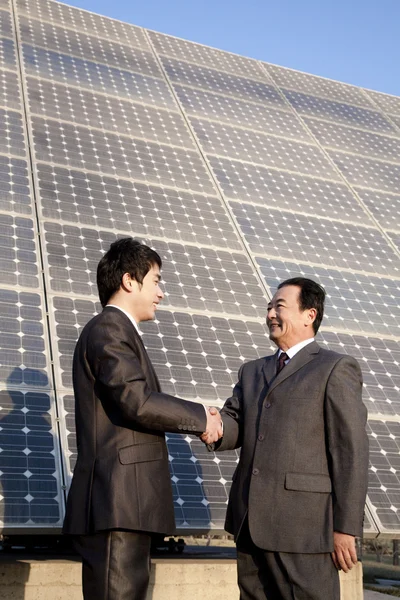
top-left (217, 341), bottom-right (369, 553)
top-left (63, 306), bottom-right (206, 536)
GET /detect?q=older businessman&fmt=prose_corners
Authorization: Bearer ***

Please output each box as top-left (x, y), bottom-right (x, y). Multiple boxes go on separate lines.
top-left (206, 277), bottom-right (368, 600)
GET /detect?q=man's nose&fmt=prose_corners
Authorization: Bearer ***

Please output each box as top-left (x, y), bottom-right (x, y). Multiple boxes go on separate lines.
top-left (157, 286), bottom-right (164, 299)
top-left (267, 306), bottom-right (276, 319)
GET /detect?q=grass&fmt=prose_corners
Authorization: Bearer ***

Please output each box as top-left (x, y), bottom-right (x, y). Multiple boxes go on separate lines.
top-left (362, 557), bottom-right (400, 595)
top-left (364, 585), bottom-right (400, 597)
top-left (362, 558), bottom-right (400, 583)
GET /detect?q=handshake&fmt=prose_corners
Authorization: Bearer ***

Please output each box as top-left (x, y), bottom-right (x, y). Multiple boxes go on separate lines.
top-left (200, 406), bottom-right (223, 445)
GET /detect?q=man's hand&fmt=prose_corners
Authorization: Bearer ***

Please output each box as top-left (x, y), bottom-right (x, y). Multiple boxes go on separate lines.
top-left (331, 532), bottom-right (358, 572)
top-left (200, 407), bottom-right (223, 444)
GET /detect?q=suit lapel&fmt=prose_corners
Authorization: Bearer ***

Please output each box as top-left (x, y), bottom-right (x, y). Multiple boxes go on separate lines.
top-left (266, 341), bottom-right (320, 396)
top-left (262, 350), bottom-right (279, 387)
top-left (131, 327), bottom-right (162, 392)
top-left (103, 306), bottom-right (161, 392)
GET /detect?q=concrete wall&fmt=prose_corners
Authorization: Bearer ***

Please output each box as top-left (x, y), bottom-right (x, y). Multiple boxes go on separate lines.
top-left (0, 557), bottom-right (363, 599)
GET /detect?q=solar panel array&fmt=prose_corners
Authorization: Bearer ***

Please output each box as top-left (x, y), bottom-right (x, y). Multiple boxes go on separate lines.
top-left (0, 0), bottom-right (398, 536)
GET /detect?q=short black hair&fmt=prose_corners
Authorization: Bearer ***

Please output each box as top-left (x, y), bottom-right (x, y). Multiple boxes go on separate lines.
top-left (277, 277), bottom-right (326, 334)
top-left (97, 238), bottom-right (162, 307)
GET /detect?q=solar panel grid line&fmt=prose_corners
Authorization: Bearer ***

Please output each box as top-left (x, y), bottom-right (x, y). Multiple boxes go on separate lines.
top-left (15, 11), bottom-right (150, 53)
top-left (24, 72), bottom-right (182, 117)
top-left (298, 109), bottom-right (400, 143)
top-left (281, 89), bottom-right (399, 137)
top-left (168, 78), bottom-right (297, 116)
top-left (318, 327), bottom-right (400, 343)
top-left (230, 204), bottom-right (400, 278)
top-left (303, 117), bottom-right (400, 162)
top-left (256, 256), bottom-right (400, 340)
top-left (227, 196), bottom-right (382, 230)
top-left (15, 0), bottom-right (150, 51)
top-left (343, 187), bottom-right (400, 234)
top-left (33, 162), bottom-right (244, 252)
top-left (158, 55), bottom-right (398, 242)
top-left (27, 114), bottom-right (219, 196)
top-left (7, 0), bottom-right (72, 528)
top-left (256, 61), bottom-right (400, 266)
top-left (146, 29), bottom-right (277, 312)
top-left (360, 86), bottom-right (400, 132)
top-left (0, 287), bottom-right (53, 390)
top-left (159, 55), bottom-right (289, 110)
top-left (22, 70), bottom-right (184, 114)
top-left (0, 68), bottom-right (23, 113)
top-left (210, 156), bottom-right (397, 228)
top-left (39, 222), bottom-right (269, 322)
top-left (25, 77), bottom-right (197, 150)
top-left (27, 109), bottom-right (198, 155)
top-left (312, 137), bottom-right (400, 169)
top-left (21, 44), bottom-right (178, 110)
top-left (187, 116), bottom-right (343, 182)
top-left (0, 153), bottom-right (33, 215)
top-left (148, 30), bottom-right (274, 84)
top-left (0, 212), bottom-right (44, 290)
top-left (189, 113), bottom-right (318, 148)
top-left (194, 150), bottom-right (343, 184)
top-left (49, 294), bottom-right (276, 398)
top-left (329, 151), bottom-right (400, 196)
top-left (6, 0), bottom-right (400, 534)
top-left (0, 8), bottom-right (14, 40)
top-left (0, 386), bottom-right (66, 530)
top-left (16, 14), bottom-right (165, 82)
top-left (0, 35), bottom-right (18, 71)
top-left (173, 86), bottom-right (316, 143)
top-left (367, 89), bottom-right (400, 119)
top-left (264, 62), bottom-right (377, 110)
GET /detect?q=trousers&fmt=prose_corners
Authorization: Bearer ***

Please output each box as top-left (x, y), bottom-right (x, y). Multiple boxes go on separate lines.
top-left (236, 519), bottom-right (340, 600)
top-left (72, 529), bottom-right (152, 600)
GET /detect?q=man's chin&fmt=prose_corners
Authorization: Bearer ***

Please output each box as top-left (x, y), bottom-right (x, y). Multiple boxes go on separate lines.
top-left (268, 329), bottom-right (279, 341)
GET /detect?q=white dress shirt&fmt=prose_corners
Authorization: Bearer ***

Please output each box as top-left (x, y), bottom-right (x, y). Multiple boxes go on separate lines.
top-left (278, 338), bottom-right (314, 366)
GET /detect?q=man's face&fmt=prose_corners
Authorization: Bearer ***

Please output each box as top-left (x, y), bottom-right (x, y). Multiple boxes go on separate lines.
top-left (130, 264), bottom-right (164, 323)
top-left (267, 285), bottom-right (315, 350)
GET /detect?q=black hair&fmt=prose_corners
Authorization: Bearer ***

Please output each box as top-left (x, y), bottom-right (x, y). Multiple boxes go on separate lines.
top-left (277, 277), bottom-right (326, 334)
top-left (97, 238), bottom-right (162, 307)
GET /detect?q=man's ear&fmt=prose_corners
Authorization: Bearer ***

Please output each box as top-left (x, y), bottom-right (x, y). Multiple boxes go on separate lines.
top-left (306, 307), bottom-right (317, 326)
top-left (121, 272), bottom-right (134, 292)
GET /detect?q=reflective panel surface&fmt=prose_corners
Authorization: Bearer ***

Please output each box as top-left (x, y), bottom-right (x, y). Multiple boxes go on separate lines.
top-left (0, 0), bottom-right (397, 535)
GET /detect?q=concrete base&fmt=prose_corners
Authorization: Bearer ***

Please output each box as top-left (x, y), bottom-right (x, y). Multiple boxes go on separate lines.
top-left (0, 556), bottom-right (363, 600)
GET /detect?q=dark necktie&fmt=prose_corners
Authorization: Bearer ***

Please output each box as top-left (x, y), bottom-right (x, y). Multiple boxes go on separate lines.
top-left (277, 352), bottom-right (289, 374)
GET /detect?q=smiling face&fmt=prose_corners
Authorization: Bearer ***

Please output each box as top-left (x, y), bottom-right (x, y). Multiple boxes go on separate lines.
top-left (122, 263), bottom-right (164, 323)
top-left (267, 285), bottom-right (316, 350)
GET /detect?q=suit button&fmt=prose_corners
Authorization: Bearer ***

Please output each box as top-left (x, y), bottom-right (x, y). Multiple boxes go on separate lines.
top-left (178, 425), bottom-right (183, 430)
top-left (264, 402), bottom-right (271, 408)
top-left (258, 434), bottom-right (264, 441)
top-left (182, 425), bottom-right (188, 431)
top-left (252, 468), bottom-right (259, 476)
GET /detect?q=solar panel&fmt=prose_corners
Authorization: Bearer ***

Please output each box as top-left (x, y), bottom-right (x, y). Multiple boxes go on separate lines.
top-left (0, 0), bottom-right (397, 537)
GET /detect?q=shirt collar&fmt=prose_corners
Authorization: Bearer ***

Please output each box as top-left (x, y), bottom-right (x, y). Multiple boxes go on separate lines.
top-left (106, 304), bottom-right (141, 336)
top-left (278, 338), bottom-right (314, 359)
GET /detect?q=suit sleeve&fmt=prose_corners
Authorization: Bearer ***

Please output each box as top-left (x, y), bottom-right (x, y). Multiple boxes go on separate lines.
top-left (86, 317), bottom-right (207, 435)
top-left (212, 364), bottom-right (245, 451)
top-left (325, 355), bottom-right (369, 537)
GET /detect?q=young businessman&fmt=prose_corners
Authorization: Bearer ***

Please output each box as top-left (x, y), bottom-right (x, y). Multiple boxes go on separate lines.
top-left (63, 237), bottom-right (222, 600)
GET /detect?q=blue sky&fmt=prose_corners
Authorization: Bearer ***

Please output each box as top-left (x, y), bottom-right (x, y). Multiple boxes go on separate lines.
top-left (68, 0), bottom-right (399, 97)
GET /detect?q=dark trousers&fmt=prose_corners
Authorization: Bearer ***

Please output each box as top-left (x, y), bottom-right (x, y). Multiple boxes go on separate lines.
top-left (236, 520), bottom-right (340, 600)
top-left (72, 530), bottom-right (152, 600)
